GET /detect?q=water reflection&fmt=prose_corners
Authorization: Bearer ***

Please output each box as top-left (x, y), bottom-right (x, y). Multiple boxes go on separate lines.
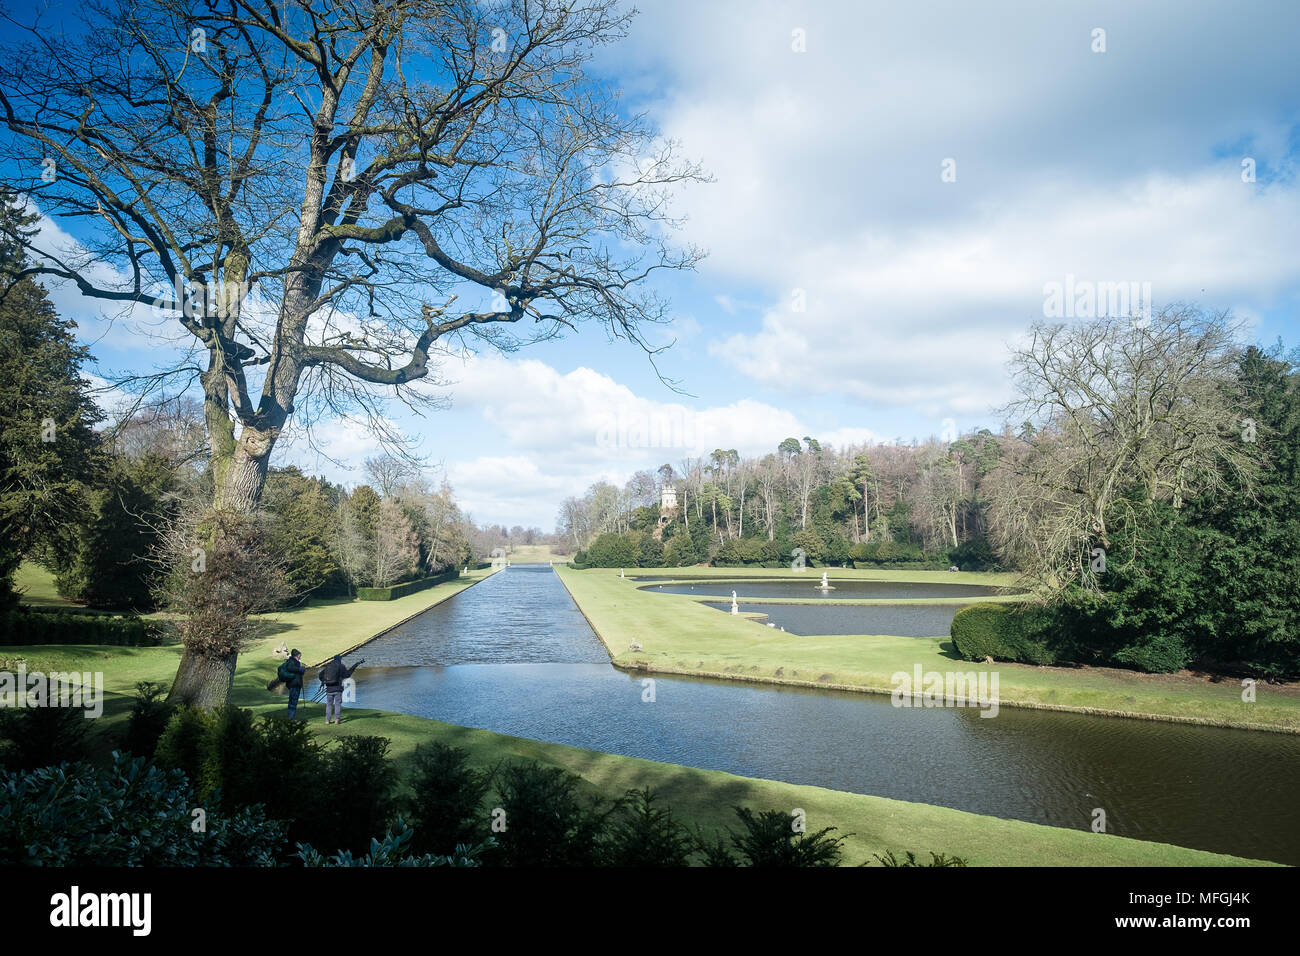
top-left (705, 601), bottom-right (962, 636)
top-left (355, 565), bottom-right (1300, 864)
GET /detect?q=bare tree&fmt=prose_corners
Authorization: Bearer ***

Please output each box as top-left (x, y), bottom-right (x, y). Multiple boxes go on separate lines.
top-left (373, 497), bottom-right (419, 586)
top-left (0, 0), bottom-right (703, 704)
top-left (988, 306), bottom-right (1257, 591)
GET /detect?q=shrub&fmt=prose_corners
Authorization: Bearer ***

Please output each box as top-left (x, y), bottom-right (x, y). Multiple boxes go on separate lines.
top-left (407, 742), bottom-right (493, 855)
top-left (315, 736), bottom-right (399, 854)
top-left (600, 788), bottom-right (695, 866)
top-left (123, 680), bottom-right (174, 759)
top-left (0, 754), bottom-right (284, 866)
top-left (153, 705), bottom-right (215, 786)
top-left (701, 806), bottom-right (848, 867)
top-left (947, 536), bottom-right (999, 572)
top-left (1113, 632), bottom-right (1193, 674)
top-left (355, 568), bottom-right (458, 601)
top-left (950, 603), bottom-right (1058, 665)
top-left (584, 533), bottom-right (638, 569)
top-left (198, 705), bottom-right (262, 806)
top-left (638, 534), bottom-right (665, 568)
top-left (487, 760), bottom-right (616, 867)
top-left (248, 716), bottom-right (325, 846)
top-left (295, 818), bottom-right (493, 867)
top-left (0, 703), bottom-right (94, 772)
top-left (0, 608), bottom-right (167, 646)
top-left (790, 530), bottom-right (825, 563)
top-left (874, 849), bottom-right (968, 867)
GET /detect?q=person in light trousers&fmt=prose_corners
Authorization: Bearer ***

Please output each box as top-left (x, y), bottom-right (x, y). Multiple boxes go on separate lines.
top-left (319, 654), bottom-right (360, 725)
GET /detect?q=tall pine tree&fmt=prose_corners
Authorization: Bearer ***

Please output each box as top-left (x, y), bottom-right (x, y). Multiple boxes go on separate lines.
top-left (0, 190), bottom-right (103, 607)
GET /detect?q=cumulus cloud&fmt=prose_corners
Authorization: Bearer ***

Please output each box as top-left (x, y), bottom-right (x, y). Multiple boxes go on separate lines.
top-left (603, 0), bottom-right (1300, 413)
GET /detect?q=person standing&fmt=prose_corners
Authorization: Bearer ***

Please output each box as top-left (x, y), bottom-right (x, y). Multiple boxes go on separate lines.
top-left (320, 654), bottom-right (360, 725)
top-left (284, 649), bottom-right (307, 718)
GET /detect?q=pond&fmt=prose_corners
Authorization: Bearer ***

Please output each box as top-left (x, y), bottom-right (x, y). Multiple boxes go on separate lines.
top-left (703, 601), bottom-right (963, 637)
top-left (640, 578), bottom-right (1017, 600)
top-left (353, 565), bottom-right (1300, 865)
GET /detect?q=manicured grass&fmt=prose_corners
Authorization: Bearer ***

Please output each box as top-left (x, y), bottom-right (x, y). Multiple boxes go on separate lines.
top-left (12, 563), bottom-right (76, 607)
top-left (5, 560), bottom-right (1273, 865)
top-left (505, 544), bottom-right (572, 563)
top-left (556, 565), bottom-right (1300, 734)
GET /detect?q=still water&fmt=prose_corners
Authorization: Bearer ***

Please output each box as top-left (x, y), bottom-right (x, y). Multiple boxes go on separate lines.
top-left (642, 578), bottom-right (1016, 600)
top-left (704, 601), bottom-right (963, 637)
top-left (355, 565), bottom-right (1300, 864)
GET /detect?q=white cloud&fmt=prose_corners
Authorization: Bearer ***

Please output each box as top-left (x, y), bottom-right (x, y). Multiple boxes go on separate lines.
top-left (604, 1), bottom-right (1300, 415)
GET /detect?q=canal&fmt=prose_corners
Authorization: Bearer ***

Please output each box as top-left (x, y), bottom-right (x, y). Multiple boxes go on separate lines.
top-left (356, 564), bottom-right (1300, 864)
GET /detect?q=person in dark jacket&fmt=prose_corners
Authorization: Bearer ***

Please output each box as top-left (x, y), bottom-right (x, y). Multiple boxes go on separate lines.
top-left (320, 654), bottom-right (360, 725)
top-left (285, 649), bottom-right (307, 718)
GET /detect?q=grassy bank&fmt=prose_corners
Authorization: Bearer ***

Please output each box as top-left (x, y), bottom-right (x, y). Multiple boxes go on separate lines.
top-left (504, 545), bottom-right (572, 563)
top-left (4, 562), bottom-right (1275, 865)
top-left (556, 565), bottom-right (1300, 734)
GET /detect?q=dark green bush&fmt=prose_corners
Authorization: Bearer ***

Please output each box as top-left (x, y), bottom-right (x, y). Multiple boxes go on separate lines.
top-left (700, 806), bottom-right (848, 867)
top-left (0, 703), bottom-right (94, 772)
top-left (153, 706), bottom-right (215, 787)
top-left (486, 760), bottom-right (616, 866)
top-left (0, 608), bottom-right (166, 646)
top-left (247, 716), bottom-right (325, 847)
top-left (407, 742), bottom-right (493, 855)
top-left (1113, 632), bottom-right (1193, 674)
top-left (316, 735), bottom-right (400, 854)
top-left (600, 788), bottom-right (695, 866)
top-left (355, 568), bottom-right (458, 601)
top-left (198, 705), bottom-right (262, 806)
top-left (950, 603), bottom-right (1058, 665)
top-left (584, 533), bottom-right (639, 569)
top-left (874, 849), bottom-right (968, 867)
top-left (0, 754), bottom-right (284, 866)
top-left (123, 680), bottom-right (174, 759)
top-left (296, 818), bottom-right (493, 867)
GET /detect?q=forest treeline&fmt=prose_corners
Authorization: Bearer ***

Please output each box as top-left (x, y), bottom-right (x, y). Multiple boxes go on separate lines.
top-left (560, 308), bottom-right (1299, 678)
top-left (560, 432), bottom-right (1002, 572)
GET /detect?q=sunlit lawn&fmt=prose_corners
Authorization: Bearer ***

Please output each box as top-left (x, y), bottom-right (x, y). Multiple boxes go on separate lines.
top-left (5, 561), bottom-right (1276, 866)
top-left (556, 565), bottom-right (1300, 734)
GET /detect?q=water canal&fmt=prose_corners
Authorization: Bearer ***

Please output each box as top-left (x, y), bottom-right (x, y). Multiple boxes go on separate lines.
top-left (357, 564), bottom-right (1300, 864)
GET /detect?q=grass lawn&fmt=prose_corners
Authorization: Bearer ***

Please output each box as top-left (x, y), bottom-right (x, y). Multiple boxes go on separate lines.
top-left (4, 562), bottom-right (1276, 865)
top-left (12, 562), bottom-right (78, 607)
top-left (504, 544), bottom-right (572, 563)
top-left (555, 565), bottom-right (1300, 734)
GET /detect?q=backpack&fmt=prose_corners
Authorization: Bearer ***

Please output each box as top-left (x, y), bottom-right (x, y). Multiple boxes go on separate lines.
top-left (320, 660), bottom-right (341, 685)
top-left (277, 659), bottom-right (295, 683)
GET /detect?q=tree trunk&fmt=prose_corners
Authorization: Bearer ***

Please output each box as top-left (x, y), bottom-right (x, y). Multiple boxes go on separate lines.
top-left (169, 645), bottom-right (240, 708)
top-left (863, 482), bottom-right (871, 541)
top-left (167, 424), bottom-right (279, 709)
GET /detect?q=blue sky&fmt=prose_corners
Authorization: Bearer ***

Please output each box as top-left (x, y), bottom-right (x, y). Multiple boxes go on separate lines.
top-left (27, 0), bottom-right (1300, 528)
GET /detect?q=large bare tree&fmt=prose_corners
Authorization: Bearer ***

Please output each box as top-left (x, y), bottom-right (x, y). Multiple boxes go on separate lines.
top-left (0, 0), bottom-right (703, 704)
top-left (987, 306), bottom-right (1257, 592)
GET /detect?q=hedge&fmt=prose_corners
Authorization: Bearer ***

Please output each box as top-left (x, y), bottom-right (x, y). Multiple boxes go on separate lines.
top-left (0, 609), bottom-right (168, 646)
top-left (949, 603), bottom-right (1058, 665)
top-left (355, 568), bottom-right (459, 601)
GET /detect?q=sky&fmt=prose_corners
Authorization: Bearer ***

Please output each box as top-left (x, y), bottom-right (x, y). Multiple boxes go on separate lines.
top-left (24, 0), bottom-right (1300, 529)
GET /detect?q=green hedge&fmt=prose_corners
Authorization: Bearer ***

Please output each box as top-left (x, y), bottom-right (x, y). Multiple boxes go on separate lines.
top-left (949, 603), bottom-right (1058, 665)
top-left (356, 568), bottom-right (459, 601)
top-left (0, 609), bottom-right (168, 646)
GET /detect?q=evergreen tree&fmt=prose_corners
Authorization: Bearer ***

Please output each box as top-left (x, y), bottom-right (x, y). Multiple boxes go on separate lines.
top-left (1188, 346), bottom-right (1300, 676)
top-left (0, 190), bottom-right (103, 606)
top-left (55, 451), bottom-right (174, 609)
